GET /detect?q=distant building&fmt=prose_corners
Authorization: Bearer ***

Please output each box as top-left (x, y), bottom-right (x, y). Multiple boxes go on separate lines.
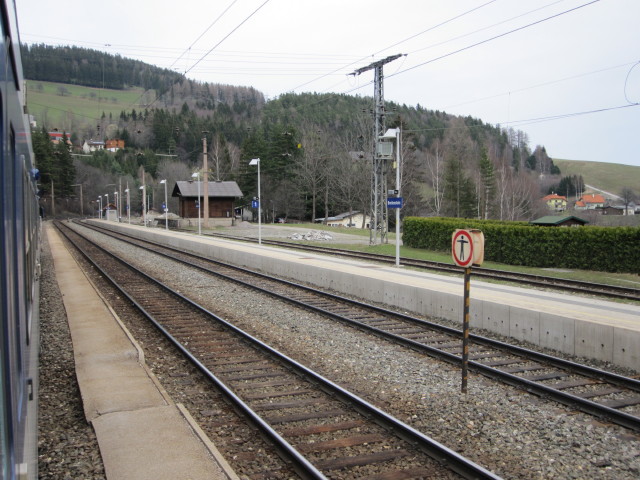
top-left (575, 193), bottom-right (605, 210)
top-left (172, 180), bottom-right (243, 227)
top-left (542, 193), bottom-right (567, 212)
top-left (48, 130), bottom-right (71, 145)
top-left (598, 205), bottom-right (635, 216)
top-left (82, 140), bottom-right (105, 153)
top-left (314, 211), bottom-right (370, 228)
top-left (105, 139), bottom-right (125, 152)
top-left (530, 215), bottom-right (588, 227)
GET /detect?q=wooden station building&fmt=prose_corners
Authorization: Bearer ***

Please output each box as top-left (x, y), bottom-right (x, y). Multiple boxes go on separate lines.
top-left (172, 180), bottom-right (243, 225)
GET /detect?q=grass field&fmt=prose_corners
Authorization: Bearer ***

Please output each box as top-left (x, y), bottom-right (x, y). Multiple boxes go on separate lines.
top-left (210, 222), bottom-right (640, 291)
top-left (552, 158), bottom-right (640, 196)
top-left (26, 80), bottom-right (152, 129)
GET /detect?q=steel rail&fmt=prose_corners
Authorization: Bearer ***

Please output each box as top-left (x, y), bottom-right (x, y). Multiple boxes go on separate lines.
top-left (57, 221), bottom-right (502, 480)
top-left (77, 221), bottom-right (640, 432)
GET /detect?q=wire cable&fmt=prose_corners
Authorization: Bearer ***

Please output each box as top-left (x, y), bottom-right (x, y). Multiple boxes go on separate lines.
top-left (168, 0), bottom-right (239, 72)
top-left (184, 0), bottom-right (272, 76)
top-left (388, 0), bottom-right (601, 79)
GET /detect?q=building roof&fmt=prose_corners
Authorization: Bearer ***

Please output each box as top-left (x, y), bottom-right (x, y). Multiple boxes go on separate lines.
top-left (530, 215), bottom-right (589, 226)
top-left (580, 193), bottom-right (605, 204)
top-left (172, 181), bottom-right (243, 198)
top-left (314, 211), bottom-right (366, 222)
top-left (542, 193), bottom-right (567, 202)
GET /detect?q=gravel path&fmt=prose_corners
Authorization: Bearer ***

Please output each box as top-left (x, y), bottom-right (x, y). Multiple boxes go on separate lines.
top-left (39, 222), bottom-right (640, 479)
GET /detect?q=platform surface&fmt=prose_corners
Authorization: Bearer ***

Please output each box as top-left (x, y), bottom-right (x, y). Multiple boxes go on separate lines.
top-left (46, 223), bottom-right (239, 480)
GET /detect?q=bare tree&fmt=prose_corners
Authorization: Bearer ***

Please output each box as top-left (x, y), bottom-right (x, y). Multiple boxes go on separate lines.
top-left (424, 140), bottom-right (445, 215)
top-left (156, 160), bottom-right (191, 212)
top-left (294, 122), bottom-right (330, 222)
top-left (620, 187), bottom-right (636, 215)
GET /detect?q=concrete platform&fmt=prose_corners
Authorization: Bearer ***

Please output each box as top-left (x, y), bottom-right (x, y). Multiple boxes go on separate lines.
top-left (87, 220), bottom-right (640, 371)
top-left (46, 223), bottom-right (239, 480)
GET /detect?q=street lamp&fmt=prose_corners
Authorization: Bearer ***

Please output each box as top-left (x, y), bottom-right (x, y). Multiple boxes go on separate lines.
top-left (191, 172), bottom-right (201, 235)
top-left (71, 183), bottom-right (83, 216)
top-left (249, 158), bottom-right (261, 245)
top-left (159, 179), bottom-right (168, 230)
top-left (104, 193), bottom-right (109, 220)
top-left (139, 185), bottom-right (146, 227)
top-left (125, 188), bottom-right (131, 224)
top-left (381, 127), bottom-right (402, 267)
top-left (114, 191), bottom-right (119, 222)
top-left (98, 196), bottom-right (102, 219)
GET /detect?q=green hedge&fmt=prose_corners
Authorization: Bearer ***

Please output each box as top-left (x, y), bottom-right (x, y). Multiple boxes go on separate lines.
top-left (403, 217), bottom-right (640, 273)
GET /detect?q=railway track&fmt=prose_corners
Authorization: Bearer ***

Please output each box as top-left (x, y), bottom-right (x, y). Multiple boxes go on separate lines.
top-left (77, 221), bottom-right (640, 432)
top-left (56, 220), bottom-right (500, 479)
top-left (199, 231), bottom-right (640, 302)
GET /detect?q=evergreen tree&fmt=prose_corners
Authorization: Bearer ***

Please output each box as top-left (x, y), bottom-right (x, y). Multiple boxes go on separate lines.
top-left (478, 149), bottom-right (496, 219)
top-left (443, 157), bottom-right (477, 218)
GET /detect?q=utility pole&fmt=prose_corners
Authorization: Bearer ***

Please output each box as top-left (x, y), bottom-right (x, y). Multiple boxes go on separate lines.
top-left (350, 53), bottom-right (404, 245)
top-left (51, 179), bottom-right (55, 217)
top-left (202, 132), bottom-right (209, 228)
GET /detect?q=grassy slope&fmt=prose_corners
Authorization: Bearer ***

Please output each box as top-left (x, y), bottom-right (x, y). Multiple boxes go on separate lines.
top-left (26, 80), bottom-right (150, 128)
top-left (552, 159), bottom-right (640, 196)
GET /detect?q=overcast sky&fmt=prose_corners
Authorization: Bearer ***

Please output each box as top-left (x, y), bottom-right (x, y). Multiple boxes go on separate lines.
top-left (15, 0), bottom-right (640, 167)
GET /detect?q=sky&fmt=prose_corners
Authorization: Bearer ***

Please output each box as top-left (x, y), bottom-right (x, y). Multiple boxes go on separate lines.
top-left (15, 0), bottom-right (640, 167)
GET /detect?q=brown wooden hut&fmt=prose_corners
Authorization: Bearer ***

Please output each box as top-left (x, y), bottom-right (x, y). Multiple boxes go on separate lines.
top-left (172, 180), bottom-right (243, 223)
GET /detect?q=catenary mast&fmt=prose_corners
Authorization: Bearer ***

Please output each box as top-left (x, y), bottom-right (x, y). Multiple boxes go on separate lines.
top-left (350, 54), bottom-right (404, 245)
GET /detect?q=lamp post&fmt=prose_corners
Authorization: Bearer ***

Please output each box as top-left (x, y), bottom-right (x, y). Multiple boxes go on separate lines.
top-left (114, 191), bottom-right (119, 222)
top-left (71, 183), bottom-right (83, 216)
top-left (249, 158), bottom-right (261, 245)
top-left (98, 196), bottom-right (102, 219)
top-left (159, 179), bottom-right (168, 230)
top-left (139, 185), bottom-right (146, 226)
top-left (191, 172), bottom-right (201, 235)
top-left (104, 193), bottom-right (109, 220)
top-left (125, 188), bottom-right (131, 224)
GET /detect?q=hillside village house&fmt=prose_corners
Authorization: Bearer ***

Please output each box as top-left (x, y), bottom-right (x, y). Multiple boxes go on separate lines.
top-left (48, 130), bottom-right (71, 146)
top-left (82, 139), bottom-right (105, 153)
top-left (575, 193), bottom-right (605, 210)
top-left (172, 180), bottom-right (243, 227)
top-left (542, 193), bottom-right (567, 212)
top-left (105, 139), bottom-right (125, 152)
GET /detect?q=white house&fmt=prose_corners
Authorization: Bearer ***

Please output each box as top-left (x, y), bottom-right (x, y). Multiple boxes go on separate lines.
top-left (314, 211), bottom-right (370, 228)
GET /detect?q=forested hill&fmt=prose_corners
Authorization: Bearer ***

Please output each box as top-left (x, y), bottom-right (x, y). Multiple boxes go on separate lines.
top-left (24, 43), bottom-right (575, 223)
top-left (21, 44), bottom-right (182, 93)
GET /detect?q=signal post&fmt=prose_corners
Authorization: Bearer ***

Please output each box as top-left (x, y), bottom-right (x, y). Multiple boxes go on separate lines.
top-left (451, 229), bottom-right (485, 393)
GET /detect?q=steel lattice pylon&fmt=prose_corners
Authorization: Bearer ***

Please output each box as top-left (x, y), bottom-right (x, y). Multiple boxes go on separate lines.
top-left (351, 54), bottom-right (404, 245)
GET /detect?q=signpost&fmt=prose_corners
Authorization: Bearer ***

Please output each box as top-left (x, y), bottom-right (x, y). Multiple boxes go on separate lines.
top-left (451, 229), bottom-right (484, 393)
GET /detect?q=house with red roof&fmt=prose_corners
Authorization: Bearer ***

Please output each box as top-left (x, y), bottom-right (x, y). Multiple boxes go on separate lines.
top-left (542, 193), bottom-right (567, 212)
top-left (575, 193), bottom-right (605, 210)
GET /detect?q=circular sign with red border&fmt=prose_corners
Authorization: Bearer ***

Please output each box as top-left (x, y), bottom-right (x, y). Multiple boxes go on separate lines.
top-left (452, 229), bottom-right (474, 267)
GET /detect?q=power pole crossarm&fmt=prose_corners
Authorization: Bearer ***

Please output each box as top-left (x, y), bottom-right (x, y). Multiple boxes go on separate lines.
top-left (349, 54), bottom-right (406, 77)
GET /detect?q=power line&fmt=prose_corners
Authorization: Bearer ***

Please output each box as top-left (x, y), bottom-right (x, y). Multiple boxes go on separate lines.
top-left (184, 0), bottom-right (272, 76)
top-left (168, 0), bottom-right (239, 72)
top-left (388, 0), bottom-right (601, 79)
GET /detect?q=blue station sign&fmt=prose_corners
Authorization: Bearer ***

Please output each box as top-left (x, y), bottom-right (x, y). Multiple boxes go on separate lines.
top-left (387, 197), bottom-right (403, 209)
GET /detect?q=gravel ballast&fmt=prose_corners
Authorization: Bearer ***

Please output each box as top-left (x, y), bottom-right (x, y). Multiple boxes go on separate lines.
top-left (39, 222), bottom-right (640, 479)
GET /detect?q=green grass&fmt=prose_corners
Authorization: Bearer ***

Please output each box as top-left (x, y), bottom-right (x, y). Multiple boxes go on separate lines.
top-left (262, 223), bottom-right (640, 290)
top-left (552, 159), bottom-right (640, 196)
top-left (26, 80), bottom-right (150, 128)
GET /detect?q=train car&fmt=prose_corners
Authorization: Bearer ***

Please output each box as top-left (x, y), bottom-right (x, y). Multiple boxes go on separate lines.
top-left (0, 0), bottom-right (41, 479)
